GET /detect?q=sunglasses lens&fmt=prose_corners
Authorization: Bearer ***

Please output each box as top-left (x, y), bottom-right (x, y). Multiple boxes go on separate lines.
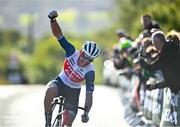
top-left (82, 54), bottom-right (93, 62)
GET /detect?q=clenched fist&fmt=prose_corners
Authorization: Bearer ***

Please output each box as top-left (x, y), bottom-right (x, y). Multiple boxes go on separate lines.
top-left (48, 10), bottom-right (58, 21)
top-left (81, 112), bottom-right (89, 123)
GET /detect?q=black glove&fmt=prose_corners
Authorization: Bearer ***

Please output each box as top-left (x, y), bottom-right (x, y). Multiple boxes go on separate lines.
top-left (48, 10), bottom-right (58, 21)
top-left (81, 112), bottom-right (89, 123)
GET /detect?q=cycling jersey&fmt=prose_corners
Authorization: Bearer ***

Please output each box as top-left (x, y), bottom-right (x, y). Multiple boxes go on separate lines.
top-left (55, 36), bottom-right (95, 92)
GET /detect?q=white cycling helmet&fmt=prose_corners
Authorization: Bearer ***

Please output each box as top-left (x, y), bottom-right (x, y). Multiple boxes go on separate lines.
top-left (82, 41), bottom-right (100, 59)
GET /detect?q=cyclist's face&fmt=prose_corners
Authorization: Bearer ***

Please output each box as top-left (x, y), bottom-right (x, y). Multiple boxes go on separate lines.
top-left (78, 52), bottom-right (93, 67)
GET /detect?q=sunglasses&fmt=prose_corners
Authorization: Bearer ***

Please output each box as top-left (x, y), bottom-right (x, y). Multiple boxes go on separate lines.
top-left (82, 53), bottom-right (93, 62)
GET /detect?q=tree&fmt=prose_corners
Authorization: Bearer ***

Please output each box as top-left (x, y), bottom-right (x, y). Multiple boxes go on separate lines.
top-left (114, 0), bottom-right (180, 37)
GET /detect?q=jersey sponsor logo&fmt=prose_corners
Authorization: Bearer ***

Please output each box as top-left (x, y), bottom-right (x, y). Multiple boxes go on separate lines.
top-left (64, 59), bottom-right (84, 82)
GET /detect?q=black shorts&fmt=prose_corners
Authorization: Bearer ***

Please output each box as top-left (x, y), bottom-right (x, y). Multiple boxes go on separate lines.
top-left (52, 76), bottom-right (81, 113)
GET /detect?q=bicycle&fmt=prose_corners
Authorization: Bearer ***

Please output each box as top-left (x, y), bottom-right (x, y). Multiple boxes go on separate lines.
top-left (50, 96), bottom-right (86, 127)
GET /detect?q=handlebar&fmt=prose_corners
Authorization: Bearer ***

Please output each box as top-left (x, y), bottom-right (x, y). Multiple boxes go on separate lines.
top-left (52, 96), bottom-right (86, 111)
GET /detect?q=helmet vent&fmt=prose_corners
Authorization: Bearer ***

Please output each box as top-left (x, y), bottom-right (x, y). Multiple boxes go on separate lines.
top-left (94, 49), bottom-right (99, 56)
top-left (84, 44), bottom-right (87, 51)
top-left (88, 43), bottom-right (92, 53)
top-left (91, 43), bottom-right (96, 55)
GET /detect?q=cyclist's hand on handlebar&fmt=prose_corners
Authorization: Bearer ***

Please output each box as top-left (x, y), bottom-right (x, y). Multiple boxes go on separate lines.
top-left (48, 10), bottom-right (58, 20)
top-left (81, 112), bottom-right (89, 123)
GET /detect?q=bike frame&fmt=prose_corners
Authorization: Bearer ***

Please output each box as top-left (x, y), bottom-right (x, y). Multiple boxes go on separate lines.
top-left (51, 96), bottom-right (85, 127)
top-left (51, 96), bottom-right (64, 127)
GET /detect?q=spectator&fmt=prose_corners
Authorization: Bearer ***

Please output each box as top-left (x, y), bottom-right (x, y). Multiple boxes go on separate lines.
top-left (112, 29), bottom-right (133, 70)
top-left (138, 30), bottom-right (180, 126)
top-left (139, 30), bottom-right (180, 93)
top-left (134, 14), bottom-right (161, 47)
top-left (140, 14), bottom-right (160, 33)
top-left (112, 44), bottom-right (130, 70)
top-left (6, 51), bottom-right (27, 84)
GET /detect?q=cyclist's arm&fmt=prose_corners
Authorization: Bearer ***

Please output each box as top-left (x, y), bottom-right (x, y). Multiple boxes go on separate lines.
top-left (50, 20), bottom-right (75, 57)
top-left (58, 36), bottom-right (75, 57)
top-left (84, 71), bottom-right (95, 113)
top-left (50, 19), bottom-right (62, 38)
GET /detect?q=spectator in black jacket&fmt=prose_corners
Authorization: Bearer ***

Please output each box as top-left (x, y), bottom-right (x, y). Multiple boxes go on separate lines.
top-left (139, 31), bottom-right (180, 93)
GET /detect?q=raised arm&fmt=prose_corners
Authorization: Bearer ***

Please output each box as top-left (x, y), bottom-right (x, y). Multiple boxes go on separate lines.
top-left (48, 10), bottom-right (75, 57)
top-left (48, 10), bottom-right (63, 38)
top-left (50, 20), bottom-right (63, 38)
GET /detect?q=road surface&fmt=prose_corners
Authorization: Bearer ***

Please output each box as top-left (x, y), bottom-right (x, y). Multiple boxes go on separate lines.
top-left (0, 85), bottom-right (129, 127)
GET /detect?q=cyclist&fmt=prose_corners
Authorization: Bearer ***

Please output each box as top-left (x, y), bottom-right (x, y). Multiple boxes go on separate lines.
top-left (44, 10), bottom-right (100, 127)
